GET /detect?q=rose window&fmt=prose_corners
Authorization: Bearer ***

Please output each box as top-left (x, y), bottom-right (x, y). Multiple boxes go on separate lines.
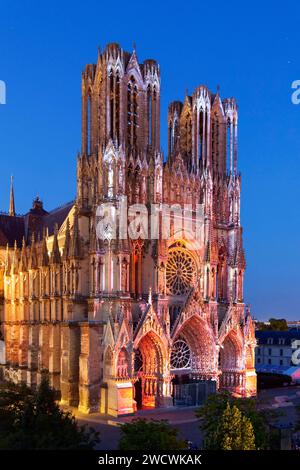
top-left (171, 339), bottom-right (191, 369)
top-left (166, 247), bottom-right (196, 295)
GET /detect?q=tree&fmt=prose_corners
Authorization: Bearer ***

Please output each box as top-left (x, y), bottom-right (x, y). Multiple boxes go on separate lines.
top-left (218, 403), bottom-right (243, 450)
top-left (257, 318), bottom-right (288, 331)
top-left (196, 391), bottom-right (269, 450)
top-left (0, 377), bottom-right (100, 449)
top-left (119, 418), bottom-right (187, 450)
top-left (205, 402), bottom-right (255, 450)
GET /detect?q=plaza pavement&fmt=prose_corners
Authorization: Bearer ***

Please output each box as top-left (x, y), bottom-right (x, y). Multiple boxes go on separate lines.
top-left (62, 386), bottom-right (300, 450)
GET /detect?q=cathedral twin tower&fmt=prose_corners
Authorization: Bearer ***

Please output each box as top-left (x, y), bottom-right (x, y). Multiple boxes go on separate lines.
top-left (0, 43), bottom-right (256, 416)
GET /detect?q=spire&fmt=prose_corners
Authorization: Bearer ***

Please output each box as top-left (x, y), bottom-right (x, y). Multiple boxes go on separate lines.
top-left (28, 233), bottom-right (38, 270)
top-left (19, 237), bottom-right (27, 272)
top-left (40, 228), bottom-right (49, 267)
top-left (4, 244), bottom-right (10, 274)
top-left (11, 240), bottom-right (18, 275)
top-left (9, 175), bottom-right (15, 217)
top-left (50, 224), bottom-right (61, 264)
top-left (62, 218), bottom-right (71, 261)
top-left (70, 208), bottom-right (81, 258)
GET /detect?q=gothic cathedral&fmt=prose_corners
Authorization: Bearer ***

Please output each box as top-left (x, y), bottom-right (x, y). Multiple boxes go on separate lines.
top-left (0, 43), bottom-right (256, 416)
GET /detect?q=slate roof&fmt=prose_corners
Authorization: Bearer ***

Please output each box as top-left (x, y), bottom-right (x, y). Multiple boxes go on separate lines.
top-left (33, 201), bottom-right (74, 238)
top-left (0, 200), bottom-right (74, 247)
top-left (0, 214), bottom-right (25, 247)
top-left (256, 329), bottom-right (300, 346)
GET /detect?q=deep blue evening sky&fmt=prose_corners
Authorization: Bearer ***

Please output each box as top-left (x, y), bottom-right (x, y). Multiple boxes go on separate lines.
top-left (0, 1), bottom-right (299, 320)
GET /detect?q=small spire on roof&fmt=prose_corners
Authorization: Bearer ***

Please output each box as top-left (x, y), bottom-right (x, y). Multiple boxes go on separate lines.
top-left (9, 175), bottom-right (15, 217)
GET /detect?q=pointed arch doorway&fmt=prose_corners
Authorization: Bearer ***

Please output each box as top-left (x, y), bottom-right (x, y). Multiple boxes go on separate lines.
top-left (133, 330), bottom-right (171, 409)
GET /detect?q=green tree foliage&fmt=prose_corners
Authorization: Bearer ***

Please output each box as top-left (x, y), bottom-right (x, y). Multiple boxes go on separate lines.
top-left (220, 403), bottom-right (256, 449)
top-left (196, 391), bottom-right (269, 450)
top-left (0, 377), bottom-right (100, 449)
top-left (119, 418), bottom-right (187, 450)
top-left (257, 318), bottom-right (288, 331)
top-left (204, 402), bottom-right (255, 450)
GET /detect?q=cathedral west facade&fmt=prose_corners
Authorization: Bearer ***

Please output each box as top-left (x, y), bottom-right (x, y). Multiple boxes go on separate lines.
top-left (0, 43), bottom-right (256, 416)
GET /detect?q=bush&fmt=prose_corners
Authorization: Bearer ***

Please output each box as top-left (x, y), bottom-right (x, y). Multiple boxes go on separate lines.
top-left (119, 418), bottom-right (187, 450)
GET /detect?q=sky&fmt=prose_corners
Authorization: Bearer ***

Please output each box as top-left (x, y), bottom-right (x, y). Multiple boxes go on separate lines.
top-left (0, 1), bottom-right (299, 320)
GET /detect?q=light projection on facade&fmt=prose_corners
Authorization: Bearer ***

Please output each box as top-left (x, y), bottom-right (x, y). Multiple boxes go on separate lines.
top-left (0, 43), bottom-right (256, 417)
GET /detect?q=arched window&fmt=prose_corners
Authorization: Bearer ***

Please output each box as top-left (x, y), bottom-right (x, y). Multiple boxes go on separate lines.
top-left (186, 113), bottom-right (192, 157)
top-left (127, 76), bottom-right (138, 149)
top-left (117, 348), bottom-right (129, 378)
top-left (226, 118), bottom-right (232, 173)
top-left (147, 85), bottom-right (152, 145)
top-left (109, 71), bottom-right (120, 141)
top-left (115, 73), bottom-right (120, 142)
top-left (212, 114), bottom-right (219, 171)
top-left (87, 93), bottom-right (91, 155)
top-left (109, 72), bottom-right (114, 139)
top-left (233, 118), bottom-right (237, 174)
top-left (170, 118), bottom-right (179, 155)
top-left (152, 86), bottom-right (156, 146)
top-left (198, 109), bottom-right (204, 161)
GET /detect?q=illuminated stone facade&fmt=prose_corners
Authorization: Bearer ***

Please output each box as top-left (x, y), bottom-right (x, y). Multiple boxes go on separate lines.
top-left (0, 43), bottom-right (256, 416)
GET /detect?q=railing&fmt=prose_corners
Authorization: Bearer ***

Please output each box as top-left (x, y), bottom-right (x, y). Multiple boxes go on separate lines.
top-left (220, 369), bottom-right (244, 389)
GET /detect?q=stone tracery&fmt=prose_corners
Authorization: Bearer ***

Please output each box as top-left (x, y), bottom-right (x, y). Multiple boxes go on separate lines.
top-left (166, 244), bottom-right (197, 296)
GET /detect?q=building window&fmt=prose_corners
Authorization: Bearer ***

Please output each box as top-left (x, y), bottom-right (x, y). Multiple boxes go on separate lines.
top-left (280, 359), bottom-right (283, 366)
top-left (257, 358), bottom-right (261, 364)
top-left (268, 358), bottom-right (272, 365)
top-left (147, 85), bottom-right (152, 145)
top-left (280, 349), bottom-right (283, 356)
top-left (127, 76), bottom-right (138, 149)
top-left (257, 348), bottom-right (261, 356)
top-left (198, 109), bottom-right (204, 161)
top-left (268, 348), bottom-right (272, 355)
top-left (267, 338), bottom-right (273, 345)
top-left (109, 71), bottom-right (120, 142)
top-left (279, 338), bottom-right (285, 345)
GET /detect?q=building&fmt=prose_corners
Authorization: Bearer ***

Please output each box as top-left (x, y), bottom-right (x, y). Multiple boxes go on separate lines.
top-left (255, 329), bottom-right (300, 379)
top-left (0, 43), bottom-right (256, 416)
top-left (287, 321), bottom-right (300, 329)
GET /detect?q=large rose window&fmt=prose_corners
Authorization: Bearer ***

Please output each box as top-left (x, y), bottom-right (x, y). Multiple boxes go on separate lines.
top-left (166, 247), bottom-right (196, 295)
top-left (171, 339), bottom-right (191, 369)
